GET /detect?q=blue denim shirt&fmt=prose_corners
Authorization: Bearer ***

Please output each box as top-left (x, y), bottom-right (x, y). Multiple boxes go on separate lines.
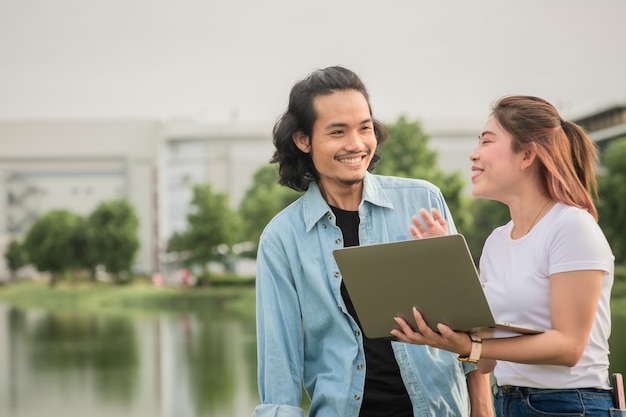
top-left (254, 173), bottom-right (473, 417)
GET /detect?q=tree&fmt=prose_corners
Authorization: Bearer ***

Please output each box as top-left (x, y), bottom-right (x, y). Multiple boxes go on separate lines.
top-left (88, 199), bottom-right (140, 283)
top-left (597, 137), bottom-right (626, 264)
top-left (4, 239), bottom-right (27, 280)
top-left (72, 216), bottom-right (100, 282)
top-left (23, 210), bottom-right (83, 287)
top-left (376, 115), bottom-right (472, 233)
top-left (376, 116), bottom-right (438, 178)
top-left (465, 198), bottom-right (510, 261)
top-left (238, 165), bottom-right (301, 256)
top-left (167, 183), bottom-right (239, 283)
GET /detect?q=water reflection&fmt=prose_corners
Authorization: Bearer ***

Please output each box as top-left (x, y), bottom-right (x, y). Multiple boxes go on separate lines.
top-left (0, 302), bottom-right (624, 417)
top-left (0, 303), bottom-right (259, 417)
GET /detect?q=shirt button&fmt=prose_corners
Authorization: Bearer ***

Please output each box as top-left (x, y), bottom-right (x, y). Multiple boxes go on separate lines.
top-left (355, 330), bottom-right (361, 337)
top-left (334, 271), bottom-right (340, 278)
top-left (354, 394), bottom-right (361, 400)
top-left (335, 238), bottom-right (341, 244)
top-left (357, 364), bottom-right (363, 370)
top-left (322, 223), bottom-right (327, 229)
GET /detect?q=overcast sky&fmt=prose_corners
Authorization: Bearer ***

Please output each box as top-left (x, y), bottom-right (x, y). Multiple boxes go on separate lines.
top-left (1, 0), bottom-right (624, 125)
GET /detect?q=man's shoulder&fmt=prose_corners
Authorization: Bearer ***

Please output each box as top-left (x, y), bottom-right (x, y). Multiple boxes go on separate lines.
top-left (264, 197), bottom-right (304, 229)
top-left (370, 174), bottom-right (441, 193)
top-left (258, 195), bottom-right (309, 244)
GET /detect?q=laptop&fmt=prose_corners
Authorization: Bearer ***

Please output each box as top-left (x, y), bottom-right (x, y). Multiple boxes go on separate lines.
top-left (333, 234), bottom-right (544, 339)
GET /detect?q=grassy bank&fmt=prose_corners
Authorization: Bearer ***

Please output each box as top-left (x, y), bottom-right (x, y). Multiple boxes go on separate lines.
top-left (1, 265), bottom-right (625, 318)
top-left (0, 277), bottom-right (256, 318)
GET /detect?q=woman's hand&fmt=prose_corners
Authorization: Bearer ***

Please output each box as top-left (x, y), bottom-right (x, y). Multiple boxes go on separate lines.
top-left (391, 307), bottom-right (472, 356)
top-left (410, 208), bottom-right (449, 238)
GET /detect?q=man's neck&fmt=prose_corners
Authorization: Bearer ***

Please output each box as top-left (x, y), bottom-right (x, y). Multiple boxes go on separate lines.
top-left (318, 180), bottom-right (363, 211)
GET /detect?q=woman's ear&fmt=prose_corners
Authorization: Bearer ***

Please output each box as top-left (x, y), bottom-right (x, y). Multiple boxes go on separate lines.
top-left (292, 131), bottom-right (311, 153)
top-left (520, 142), bottom-right (538, 170)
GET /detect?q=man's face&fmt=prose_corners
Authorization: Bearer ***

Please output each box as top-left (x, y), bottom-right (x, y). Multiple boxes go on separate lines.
top-left (293, 89), bottom-right (377, 195)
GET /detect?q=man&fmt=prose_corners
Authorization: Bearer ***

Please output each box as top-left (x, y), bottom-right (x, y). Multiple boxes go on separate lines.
top-left (253, 66), bottom-right (492, 417)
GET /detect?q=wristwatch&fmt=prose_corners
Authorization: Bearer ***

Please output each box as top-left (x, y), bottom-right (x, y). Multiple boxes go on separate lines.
top-left (458, 333), bottom-right (482, 363)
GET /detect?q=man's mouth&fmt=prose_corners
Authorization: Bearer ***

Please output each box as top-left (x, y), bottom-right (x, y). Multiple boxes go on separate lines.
top-left (337, 152), bottom-right (368, 165)
top-left (339, 156), bottom-right (364, 164)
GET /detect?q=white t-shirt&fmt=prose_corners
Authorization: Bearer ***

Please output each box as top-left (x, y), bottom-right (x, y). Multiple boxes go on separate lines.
top-left (479, 202), bottom-right (614, 389)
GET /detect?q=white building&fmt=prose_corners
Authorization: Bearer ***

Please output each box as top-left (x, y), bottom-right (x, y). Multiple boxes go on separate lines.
top-left (0, 119), bottom-right (163, 275)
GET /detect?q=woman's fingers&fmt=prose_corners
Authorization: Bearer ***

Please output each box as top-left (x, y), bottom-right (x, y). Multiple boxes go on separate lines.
top-left (392, 316), bottom-right (422, 343)
top-left (410, 208), bottom-right (449, 238)
top-left (392, 308), bottom-right (470, 356)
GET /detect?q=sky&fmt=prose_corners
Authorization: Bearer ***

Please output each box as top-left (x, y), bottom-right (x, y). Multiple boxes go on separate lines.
top-left (1, 0), bottom-right (625, 125)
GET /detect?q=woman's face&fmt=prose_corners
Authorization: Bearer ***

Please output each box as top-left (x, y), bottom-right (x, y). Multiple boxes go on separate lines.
top-left (469, 115), bottom-right (525, 202)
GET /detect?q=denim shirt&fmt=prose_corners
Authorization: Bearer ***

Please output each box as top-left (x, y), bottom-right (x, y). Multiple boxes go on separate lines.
top-left (254, 173), bottom-right (474, 417)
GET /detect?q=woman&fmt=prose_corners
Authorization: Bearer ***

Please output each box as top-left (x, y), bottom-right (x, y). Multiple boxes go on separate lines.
top-left (393, 95), bottom-right (619, 416)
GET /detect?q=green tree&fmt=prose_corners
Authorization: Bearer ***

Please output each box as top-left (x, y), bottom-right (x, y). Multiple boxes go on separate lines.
top-left (4, 238), bottom-right (27, 280)
top-left (23, 210), bottom-right (82, 287)
top-left (72, 216), bottom-right (99, 282)
top-left (376, 116), bottom-right (438, 178)
top-left (597, 137), bottom-right (626, 264)
top-left (465, 199), bottom-right (510, 261)
top-left (167, 183), bottom-right (238, 283)
top-left (238, 165), bottom-right (301, 256)
top-left (376, 115), bottom-right (472, 233)
top-left (88, 199), bottom-right (140, 283)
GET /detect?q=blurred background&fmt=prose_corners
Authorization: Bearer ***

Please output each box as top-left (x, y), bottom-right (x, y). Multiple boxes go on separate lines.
top-left (1, 1), bottom-right (625, 416)
top-left (2, 0), bottom-right (626, 276)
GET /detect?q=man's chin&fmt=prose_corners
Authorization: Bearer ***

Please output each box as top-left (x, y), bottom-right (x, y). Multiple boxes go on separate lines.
top-left (339, 177), bottom-right (364, 187)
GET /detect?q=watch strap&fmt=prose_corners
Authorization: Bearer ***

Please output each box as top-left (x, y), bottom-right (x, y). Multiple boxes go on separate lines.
top-left (458, 333), bottom-right (482, 363)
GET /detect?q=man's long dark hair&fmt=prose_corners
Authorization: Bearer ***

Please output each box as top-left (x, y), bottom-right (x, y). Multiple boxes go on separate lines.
top-left (271, 66), bottom-right (388, 192)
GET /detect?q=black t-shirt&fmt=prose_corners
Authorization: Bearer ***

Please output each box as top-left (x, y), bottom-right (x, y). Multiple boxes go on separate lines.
top-left (331, 206), bottom-right (414, 417)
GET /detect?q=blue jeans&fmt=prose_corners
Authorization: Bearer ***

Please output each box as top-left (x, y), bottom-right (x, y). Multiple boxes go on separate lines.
top-left (493, 385), bottom-right (626, 417)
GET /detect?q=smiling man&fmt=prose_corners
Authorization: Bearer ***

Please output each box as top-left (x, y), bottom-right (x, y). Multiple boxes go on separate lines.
top-left (252, 66), bottom-right (493, 417)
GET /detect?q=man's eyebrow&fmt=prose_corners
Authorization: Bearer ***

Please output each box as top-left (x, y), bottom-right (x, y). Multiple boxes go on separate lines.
top-left (324, 118), bottom-right (372, 129)
top-left (324, 122), bottom-right (348, 130)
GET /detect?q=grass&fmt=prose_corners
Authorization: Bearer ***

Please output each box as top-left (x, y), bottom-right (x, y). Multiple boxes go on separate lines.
top-left (1, 265), bottom-right (625, 318)
top-left (0, 276), bottom-right (257, 318)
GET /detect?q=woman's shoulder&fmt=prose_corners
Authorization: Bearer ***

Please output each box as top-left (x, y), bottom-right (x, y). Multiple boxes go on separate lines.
top-left (544, 203), bottom-right (609, 249)
top-left (544, 203), bottom-right (614, 267)
top-left (548, 203), bottom-right (597, 229)
top-left (484, 221), bottom-right (512, 244)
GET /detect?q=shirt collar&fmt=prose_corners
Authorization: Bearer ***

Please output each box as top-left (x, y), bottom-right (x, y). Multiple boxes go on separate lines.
top-left (301, 172), bottom-right (395, 233)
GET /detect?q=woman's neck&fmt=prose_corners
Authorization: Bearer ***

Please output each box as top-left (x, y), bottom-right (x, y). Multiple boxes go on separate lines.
top-left (509, 196), bottom-right (554, 238)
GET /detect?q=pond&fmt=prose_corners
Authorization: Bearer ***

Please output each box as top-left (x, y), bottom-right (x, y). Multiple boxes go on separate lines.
top-left (0, 302), bottom-right (624, 417)
top-left (0, 303), bottom-right (259, 417)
